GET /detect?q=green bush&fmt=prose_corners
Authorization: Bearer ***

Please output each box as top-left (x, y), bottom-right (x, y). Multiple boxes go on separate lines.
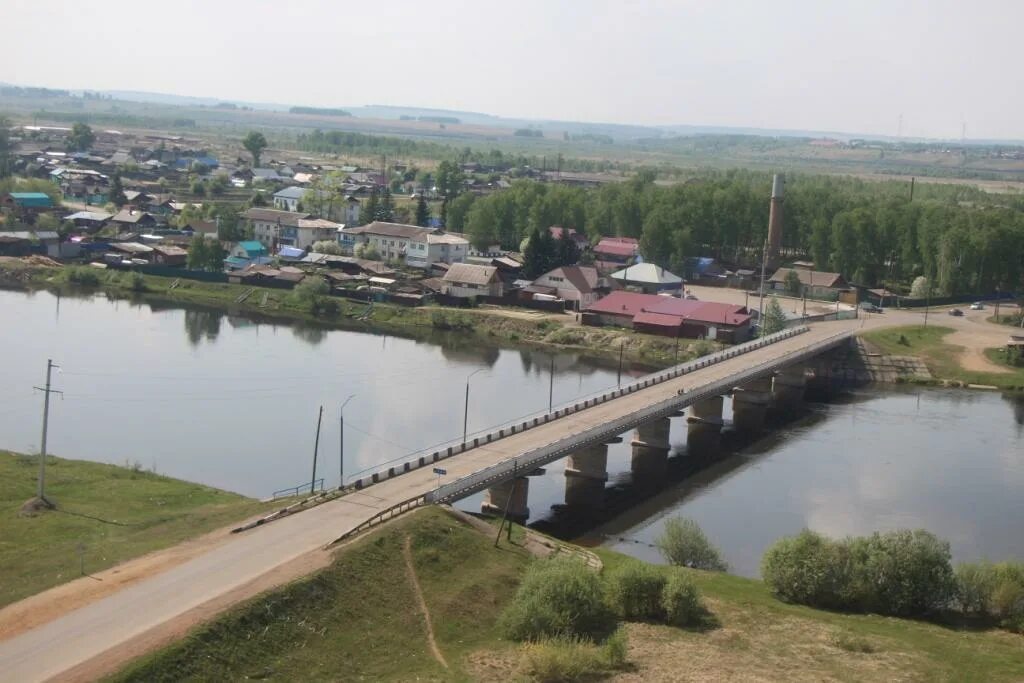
top-left (518, 629), bottom-right (629, 682)
top-left (601, 626), bottom-right (629, 668)
top-left (62, 265), bottom-right (101, 286)
top-left (660, 570), bottom-right (702, 627)
top-left (605, 563), bottom-right (666, 620)
top-left (290, 278), bottom-right (330, 313)
top-left (656, 517), bottom-right (728, 571)
top-left (762, 528), bottom-right (956, 617)
top-left (761, 530), bottom-right (852, 609)
top-left (956, 561), bottom-right (1024, 631)
top-left (499, 558), bottom-right (616, 642)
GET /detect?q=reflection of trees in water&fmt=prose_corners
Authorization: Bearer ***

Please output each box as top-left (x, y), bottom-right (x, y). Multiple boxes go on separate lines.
top-left (292, 323), bottom-right (327, 346)
top-left (437, 336), bottom-right (500, 368)
top-left (1009, 394), bottom-right (1024, 434)
top-left (184, 309), bottom-right (223, 346)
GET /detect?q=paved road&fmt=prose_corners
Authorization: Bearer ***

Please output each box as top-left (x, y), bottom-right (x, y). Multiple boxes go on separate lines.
top-left (0, 319), bottom-right (894, 682)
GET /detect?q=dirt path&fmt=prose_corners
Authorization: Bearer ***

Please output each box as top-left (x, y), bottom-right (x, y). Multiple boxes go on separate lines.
top-left (402, 535), bottom-right (448, 670)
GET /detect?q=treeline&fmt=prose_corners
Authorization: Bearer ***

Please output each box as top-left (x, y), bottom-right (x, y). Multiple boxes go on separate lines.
top-left (447, 170), bottom-right (1024, 294)
top-left (32, 110), bottom-right (197, 129)
top-left (290, 106), bottom-right (352, 117)
top-left (293, 129), bottom-right (630, 174)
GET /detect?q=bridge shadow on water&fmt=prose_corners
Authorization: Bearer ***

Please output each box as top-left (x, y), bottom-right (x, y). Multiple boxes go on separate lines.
top-left (529, 388), bottom-right (875, 545)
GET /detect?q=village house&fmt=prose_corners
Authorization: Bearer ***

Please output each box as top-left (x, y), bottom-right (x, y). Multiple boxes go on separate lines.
top-left (282, 218), bottom-right (342, 251)
top-left (548, 226), bottom-right (590, 250)
top-left (110, 208), bottom-right (157, 231)
top-left (343, 221), bottom-right (469, 269)
top-left (151, 244), bottom-right (188, 266)
top-left (610, 262), bottom-right (684, 294)
top-left (583, 291), bottom-right (752, 343)
top-left (528, 265), bottom-right (609, 310)
top-left (593, 236), bottom-right (639, 269)
top-left (442, 263), bottom-right (503, 298)
top-left (273, 186), bottom-right (306, 212)
top-left (225, 240), bottom-right (271, 270)
top-left (2, 192), bottom-right (54, 221)
top-left (183, 219), bottom-right (218, 240)
top-left (241, 207), bottom-right (312, 251)
top-left (64, 210), bottom-right (112, 232)
top-left (768, 267), bottom-right (849, 300)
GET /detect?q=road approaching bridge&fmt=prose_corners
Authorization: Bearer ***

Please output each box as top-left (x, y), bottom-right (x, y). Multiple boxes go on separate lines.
top-left (0, 320), bottom-right (857, 683)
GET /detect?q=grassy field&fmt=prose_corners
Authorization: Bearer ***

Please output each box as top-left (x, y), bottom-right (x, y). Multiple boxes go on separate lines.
top-left (0, 450), bottom-right (278, 608)
top-left (862, 325), bottom-right (1024, 390)
top-left (111, 507), bottom-right (1024, 682)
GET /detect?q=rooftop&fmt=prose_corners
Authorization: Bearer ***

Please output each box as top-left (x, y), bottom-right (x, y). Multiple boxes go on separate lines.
top-left (586, 291), bottom-right (750, 326)
top-left (443, 262), bottom-right (498, 285)
top-left (769, 267), bottom-right (846, 288)
top-left (274, 186), bottom-right (307, 200)
top-left (610, 263), bottom-right (683, 285)
top-left (241, 208), bottom-right (311, 227)
top-left (346, 221), bottom-right (435, 240)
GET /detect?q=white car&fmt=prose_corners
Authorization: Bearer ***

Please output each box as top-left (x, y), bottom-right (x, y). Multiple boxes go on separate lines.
top-left (970, 302), bottom-right (984, 310)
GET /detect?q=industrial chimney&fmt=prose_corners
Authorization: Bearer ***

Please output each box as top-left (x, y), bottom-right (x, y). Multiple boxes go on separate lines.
top-left (766, 173), bottom-right (784, 270)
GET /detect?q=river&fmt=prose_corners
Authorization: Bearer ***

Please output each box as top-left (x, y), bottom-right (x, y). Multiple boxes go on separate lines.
top-left (2, 288), bottom-right (1022, 576)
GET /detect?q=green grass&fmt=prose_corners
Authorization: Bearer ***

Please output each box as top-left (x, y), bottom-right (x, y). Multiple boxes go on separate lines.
top-left (111, 507), bottom-right (532, 682)
top-left (862, 325), bottom-right (1024, 390)
top-left (593, 548), bottom-right (1024, 682)
top-left (0, 450), bottom-right (279, 608)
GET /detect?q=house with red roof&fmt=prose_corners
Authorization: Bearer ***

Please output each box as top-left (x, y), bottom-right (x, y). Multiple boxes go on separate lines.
top-left (593, 236), bottom-right (639, 271)
top-left (583, 291), bottom-right (752, 342)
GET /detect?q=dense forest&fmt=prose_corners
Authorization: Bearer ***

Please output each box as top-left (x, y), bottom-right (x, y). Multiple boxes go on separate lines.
top-left (445, 170), bottom-right (1024, 295)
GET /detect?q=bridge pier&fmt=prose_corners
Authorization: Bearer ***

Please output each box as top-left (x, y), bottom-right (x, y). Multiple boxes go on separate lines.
top-left (731, 376), bottom-right (773, 433)
top-left (631, 417), bottom-right (671, 483)
top-left (564, 441), bottom-right (612, 508)
top-left (687, 395), bottom-right (724, 454)
top-left (481, 476), bottom-right (530, 522)
top-left (771, 364), bottom-right (807, 417)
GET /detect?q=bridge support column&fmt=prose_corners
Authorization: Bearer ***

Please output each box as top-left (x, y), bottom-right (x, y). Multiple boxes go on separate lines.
top-left (732, 376), bottom-right (773, 434)
top-left (482, 476), bottom-right (530, 522)
top-left (687, 395), bottom-right (724, 453)
top-left (772, 364), bottom-right (807, 416)
top-left (564, 443), bottom-right (609, 508)
top-left (631, 417), bottom-right (671, 482)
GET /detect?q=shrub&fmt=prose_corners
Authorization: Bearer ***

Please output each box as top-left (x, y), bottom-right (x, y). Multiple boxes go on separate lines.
top-left (499, 558), bottom-right (616, 642)
top-left (661, 570), bottom-right (702, 627)
top-left (761, 529), bottom-right (851, 609)
top-left (656, 517), bottom-right (728, 571)
top-left (957, 561), bottom-right (1024, 631)
top-left (126, 271), bottom-right (146, 292)
top-left (847, 530), bottom-right (956, 616)
top-left (519, 636), bottom-right (606, 682)
top-left (605, 563), bottom-right (666, 620)
top-left (600, 626), bottom-right (629, 668)
top-left (290, 278), bottom-right (330, 313)
top-left (62, 265), bottom-right (101, 286)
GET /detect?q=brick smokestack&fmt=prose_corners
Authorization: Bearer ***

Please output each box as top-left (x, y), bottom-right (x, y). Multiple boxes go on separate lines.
top-left (766, 173), bottom-right (784, 269)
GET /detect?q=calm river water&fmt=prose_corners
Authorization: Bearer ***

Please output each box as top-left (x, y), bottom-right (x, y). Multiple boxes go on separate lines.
top-left (2, 288), bottom-right (1022, 576)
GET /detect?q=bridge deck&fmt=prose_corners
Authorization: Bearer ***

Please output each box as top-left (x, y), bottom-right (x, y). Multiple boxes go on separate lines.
top-left (0, 320), bottom-right (857, 682)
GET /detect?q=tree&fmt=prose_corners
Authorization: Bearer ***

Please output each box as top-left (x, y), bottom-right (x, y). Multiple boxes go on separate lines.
top-left (312, 240), bottom-right (343, 255)
top-left (362, 187), bottom-right (379, 225)
top-left (656, 517), bottom-right (728, 571)
top-left (108, 172), bottom-right (127, 208)
top-left (375, 187), bottom-right (394, 222)
top-left (522, 226), bottom-right (558, 278)
top-left (761, 297), bottom-right (787, 335)
top-left (0, 116), bottom-right (11, 177)
top-left (910, 275), bottom-right (930, 299)
top-left (415, 194), bottom-right (431, 227)
top-left (242, 131), bottom-right (268, 167)
top-left (556, 228), bottom-right (580, 266)
top-left (187, 235), bottom-right (209, 270)
top-left (784, 269), bottom-right (803, 297)
top-left (67, 123), bottom-right (96, 152)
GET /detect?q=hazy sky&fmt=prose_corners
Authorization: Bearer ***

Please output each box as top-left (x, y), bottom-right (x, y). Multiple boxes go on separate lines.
top-left (4, 0), bottom-right (1022, 139)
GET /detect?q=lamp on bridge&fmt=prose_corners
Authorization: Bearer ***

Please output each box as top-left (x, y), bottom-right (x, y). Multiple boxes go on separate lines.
top-left (463, 368), bottom-right (485, 445)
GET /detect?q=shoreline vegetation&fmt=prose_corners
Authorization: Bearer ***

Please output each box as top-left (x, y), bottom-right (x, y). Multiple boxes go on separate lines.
top-left (0, 450), bottom-right (282, 609)
top-left (0, 260), bottom-right (715, 369)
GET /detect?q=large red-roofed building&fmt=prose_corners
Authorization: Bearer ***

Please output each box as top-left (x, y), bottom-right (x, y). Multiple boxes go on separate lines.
top-left (583, 291), bottom-right (752, 342)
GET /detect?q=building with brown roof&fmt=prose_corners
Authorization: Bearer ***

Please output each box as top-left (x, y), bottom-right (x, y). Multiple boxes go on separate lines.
top-left (768, 267), bottom-right (849, 299)
top-left (442, 263), bottom-right (503, 298)
top-left (529, 265), bottom-right (611, 310)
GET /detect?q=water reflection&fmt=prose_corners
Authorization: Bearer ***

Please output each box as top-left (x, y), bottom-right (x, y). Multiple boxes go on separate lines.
top-left (184, 309), bottom-right (222, 346)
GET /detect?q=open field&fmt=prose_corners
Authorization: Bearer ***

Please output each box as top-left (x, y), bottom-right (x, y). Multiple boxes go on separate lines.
top-left (109, 507), bottom-right (1024, 682)
top-left (861, 325), bottom-right (1024, 390)
top-left (0, 451), bottom-right (280, 610)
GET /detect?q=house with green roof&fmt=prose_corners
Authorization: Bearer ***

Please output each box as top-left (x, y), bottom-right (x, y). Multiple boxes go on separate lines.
top-left (225, 240), bottom-right (271, 271)
top-left (2, 192), bottom-right (56, 221)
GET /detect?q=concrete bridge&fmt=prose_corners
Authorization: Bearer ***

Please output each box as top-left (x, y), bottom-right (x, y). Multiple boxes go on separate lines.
top-left (0, 319), bottom-right (857, 682)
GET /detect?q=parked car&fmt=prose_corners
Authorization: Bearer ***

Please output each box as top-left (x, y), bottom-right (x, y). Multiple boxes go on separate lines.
top-left (970, 302), bottom-right (984, 310)
top-left (859, 302), bottom-right (882, 313)
top-left (948, 308), bottom-right (964, 316)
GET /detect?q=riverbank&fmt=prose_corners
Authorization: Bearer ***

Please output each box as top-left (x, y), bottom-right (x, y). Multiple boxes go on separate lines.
top-left (0, 450), bottom-right (281, 611)
top-left (111, 507), bottom-right (1024, 682)
top-left (0, 258), bottom-right (711, 368)
top-left (861, 325), bottom-right (1024, 390)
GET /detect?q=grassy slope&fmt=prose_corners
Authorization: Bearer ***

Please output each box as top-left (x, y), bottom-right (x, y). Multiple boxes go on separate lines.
top-left (111, 508), bottom-right (1024, 682)
top-left (862, 325), bottom-right (1024, 389)
top-left (112, 507), bottom-right (531, 682)
top-left (0, 451), bottom-right (278, 608)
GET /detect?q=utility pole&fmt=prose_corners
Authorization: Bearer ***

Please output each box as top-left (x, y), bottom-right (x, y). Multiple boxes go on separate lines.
top-left (463, 369), bottom-right (483, 443)
top-left (617, 341), bottom-right (625, 386)
top-left (33, 359), bottom-right (61, 507)
top-left (923, 283), bottom-right (931, 327)
top-left (758, 237), bottom-right (768, 334)
top-left (339, 395), bottom-right (355, 489)
top-left (311, 405), bottom-right (323, 496)
top-left (548, 355), bottom-right (555, 413)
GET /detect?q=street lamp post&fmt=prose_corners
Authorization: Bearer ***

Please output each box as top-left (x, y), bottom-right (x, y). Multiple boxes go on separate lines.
top-left (339, 394), bottom-right (355, 488)
top-left (463, 368), bottom-right (484, 444)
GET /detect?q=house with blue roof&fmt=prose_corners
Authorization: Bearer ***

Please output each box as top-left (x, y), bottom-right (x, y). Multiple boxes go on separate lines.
top-left (225, 240), bottom-right (271, 271)
top-left (2, 192), bottom-right (56, 222)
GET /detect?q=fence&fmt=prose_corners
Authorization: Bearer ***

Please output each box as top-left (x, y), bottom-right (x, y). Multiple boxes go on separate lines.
top-left (345, 325), bottom-right (812, 493)
top-left (272, 478), bottom-right (325, 499)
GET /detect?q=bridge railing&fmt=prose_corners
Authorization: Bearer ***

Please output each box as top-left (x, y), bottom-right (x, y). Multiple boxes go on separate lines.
top-left (427, 328), bottom-right (854, 506)
top-left (345, 326), bottom-right (811, 493)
